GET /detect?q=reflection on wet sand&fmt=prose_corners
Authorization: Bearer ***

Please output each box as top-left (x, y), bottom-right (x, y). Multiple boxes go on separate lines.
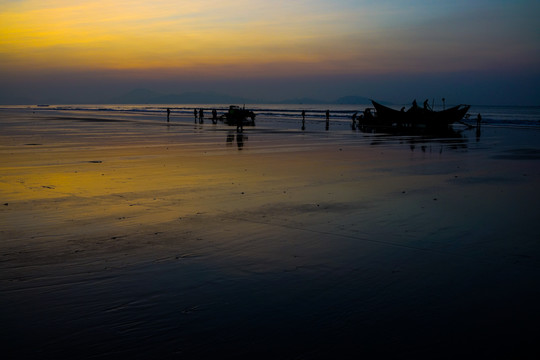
top-left (226, 132), bottom-right (248, 150)
top-left (359, 125), bottom-right (470, 152)
top-left (2, 109), bottom-right (540, 359)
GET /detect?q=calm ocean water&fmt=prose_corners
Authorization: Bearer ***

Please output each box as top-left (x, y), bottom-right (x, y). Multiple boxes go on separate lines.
top-left (2, 103), bottom-right (540, 129)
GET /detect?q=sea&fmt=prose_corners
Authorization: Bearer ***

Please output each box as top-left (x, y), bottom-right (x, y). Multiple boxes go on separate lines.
top-left (1, 103), bottom-right (539, 130)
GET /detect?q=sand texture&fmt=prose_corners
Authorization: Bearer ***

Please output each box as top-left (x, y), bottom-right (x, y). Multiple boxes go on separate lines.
top-left (1, 109), bottom-right (540, 358)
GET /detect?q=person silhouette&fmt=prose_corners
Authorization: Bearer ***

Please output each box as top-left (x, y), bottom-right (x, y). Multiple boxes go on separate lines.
top-left (194, 108), bottom-right (198, 123)
top-left (301, 110), bottom-right (306, 130)
top-left (199, 109), bottom-right (204, 124)
top-left (476, 114), bottom-right (482, 140)
top-left (325, 110), bottom-right (330, 130)
top-left (236, 116), bottom-right (244, 133)
top-left (212, 109), bottom-right (217, 124)
top-left (358, 113), bottom-right (364, 128)
top-left (167, 108), bottom-right (170, 122)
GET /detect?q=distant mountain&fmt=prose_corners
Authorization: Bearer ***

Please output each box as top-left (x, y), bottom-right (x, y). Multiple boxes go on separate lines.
top-left (107, 89), bottom-right (389, 105)
top-left (107, 89), bottom-right (255, 104)
top-left (276, 96), bottom-right (388, 105)
top-left (0, 94), bottom-right (37, 105)
top-left (108, 89), bottom-right (161, 104)
top-left (276, 97), bottom-right (329, 105)
top-left (334, 95), bottom-right (372, 105)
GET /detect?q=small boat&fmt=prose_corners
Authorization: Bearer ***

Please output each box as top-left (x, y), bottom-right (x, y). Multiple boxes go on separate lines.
top-left (370, 100), bottom-right (470, 128)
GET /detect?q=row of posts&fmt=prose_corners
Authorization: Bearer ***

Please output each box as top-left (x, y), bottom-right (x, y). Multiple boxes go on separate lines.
top-left (166, 108), bottom-right (482, 130)
top-left (166, 108), bottom-right (332, 130)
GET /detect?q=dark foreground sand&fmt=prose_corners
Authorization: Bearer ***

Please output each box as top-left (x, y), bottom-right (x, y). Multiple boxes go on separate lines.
top-left (1, 109), bottom-right (540, 358)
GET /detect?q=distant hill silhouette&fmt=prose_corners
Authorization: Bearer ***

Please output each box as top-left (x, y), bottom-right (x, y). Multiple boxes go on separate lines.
top-left (106, 89), bottom-right (388, 105)
top-left (108, 89), bottom-right (160, 104)
top-left (107, 89), bottom-right (255, 104)
top-left (277, 95), bottom-right (389, 105)
top-left (277, 97), bottom-right (329, 105)
top-left (335, 96), bottom-right (372, 104)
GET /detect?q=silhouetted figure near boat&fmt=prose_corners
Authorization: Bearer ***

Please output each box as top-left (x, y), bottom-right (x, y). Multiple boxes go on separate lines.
top-left (212, 109), bottom-right (217, 124)
top-left (326, 110), bottom-right (330, 130)
top-left (167, 108), bottom-right (170, 122)
top-left (236, 116), bottom-right (244, 133)
top-left (194, 109), bottom-right (198, 123)
top-left (363, 108), bottom-right (373, 123)
top-left (476, 113), bottom-right (482, 140)
top-left (301, 110), bottom-right (306, 130)
top-left (423, 99), bottom-right (431, 110)
top-left (199, 109), bottom-right (204, 124)
top-left (352, 112), bottom-right (357, 130)
top-left (412, 100), bottom-right (418, 109)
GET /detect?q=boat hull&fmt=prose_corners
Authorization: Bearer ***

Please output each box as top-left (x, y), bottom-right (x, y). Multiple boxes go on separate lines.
top-left (370, 101), bottom-right (470, 128)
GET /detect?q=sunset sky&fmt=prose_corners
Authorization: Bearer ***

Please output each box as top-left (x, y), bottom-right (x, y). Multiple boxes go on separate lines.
top-left (1, 0), bottom-right (539, 104)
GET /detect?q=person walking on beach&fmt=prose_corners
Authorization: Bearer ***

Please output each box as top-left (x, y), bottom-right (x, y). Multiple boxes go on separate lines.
top-left (212, 109), bottom-right (217, 124)
top-left (476, 113), bottom-right (482, 140)
top-left (325, 110), bottom-right (330, 130)
top-left (167, 108), bottom-right (171, 122)
top-left (301, 110), bottom-right (306, 130)
top-left (194, 108), bottom-right (198, 123)
top-left (352, 112), bottom-right (358, 130)
top-left (236, 115), bottom-right (244, 133)
top-left (199, 109), bottom-right (204, 124)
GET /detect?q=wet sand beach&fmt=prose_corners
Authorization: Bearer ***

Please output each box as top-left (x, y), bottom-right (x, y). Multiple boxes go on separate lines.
top-left (1, 108), bottom-right (540, 358)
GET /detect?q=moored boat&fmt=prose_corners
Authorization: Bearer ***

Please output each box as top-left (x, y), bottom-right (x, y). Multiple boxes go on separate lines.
top-left (370, 100), bottom-right (470, 128)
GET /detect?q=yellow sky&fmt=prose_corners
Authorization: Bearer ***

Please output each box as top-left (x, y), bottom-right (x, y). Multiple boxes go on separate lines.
top-left (1, 0), bottom-right (366, 74)
top-left (1, 0), bottom-right (538, 89)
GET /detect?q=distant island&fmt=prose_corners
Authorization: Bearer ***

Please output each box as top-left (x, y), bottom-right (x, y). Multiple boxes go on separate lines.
top-left (107, 89), bottom-right (255, 105)
top-left (107, 89), bottom-right (381, 105)
top-left (0, 88), bottom-right (388, 106)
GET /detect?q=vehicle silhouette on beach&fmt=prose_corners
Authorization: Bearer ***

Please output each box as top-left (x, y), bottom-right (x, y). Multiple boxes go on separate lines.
top-left (219, 105), bottom-right (256, 132)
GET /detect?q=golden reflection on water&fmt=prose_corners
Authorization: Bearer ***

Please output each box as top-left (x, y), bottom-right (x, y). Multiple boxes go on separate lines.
top-left (0, 140), bottom-right (322, 229)
top-left (0, 114), bottom-right (490, 255)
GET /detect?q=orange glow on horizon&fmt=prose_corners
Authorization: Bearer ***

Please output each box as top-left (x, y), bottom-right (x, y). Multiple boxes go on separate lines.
top-left (1, 0), bottom-right (538, 77)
